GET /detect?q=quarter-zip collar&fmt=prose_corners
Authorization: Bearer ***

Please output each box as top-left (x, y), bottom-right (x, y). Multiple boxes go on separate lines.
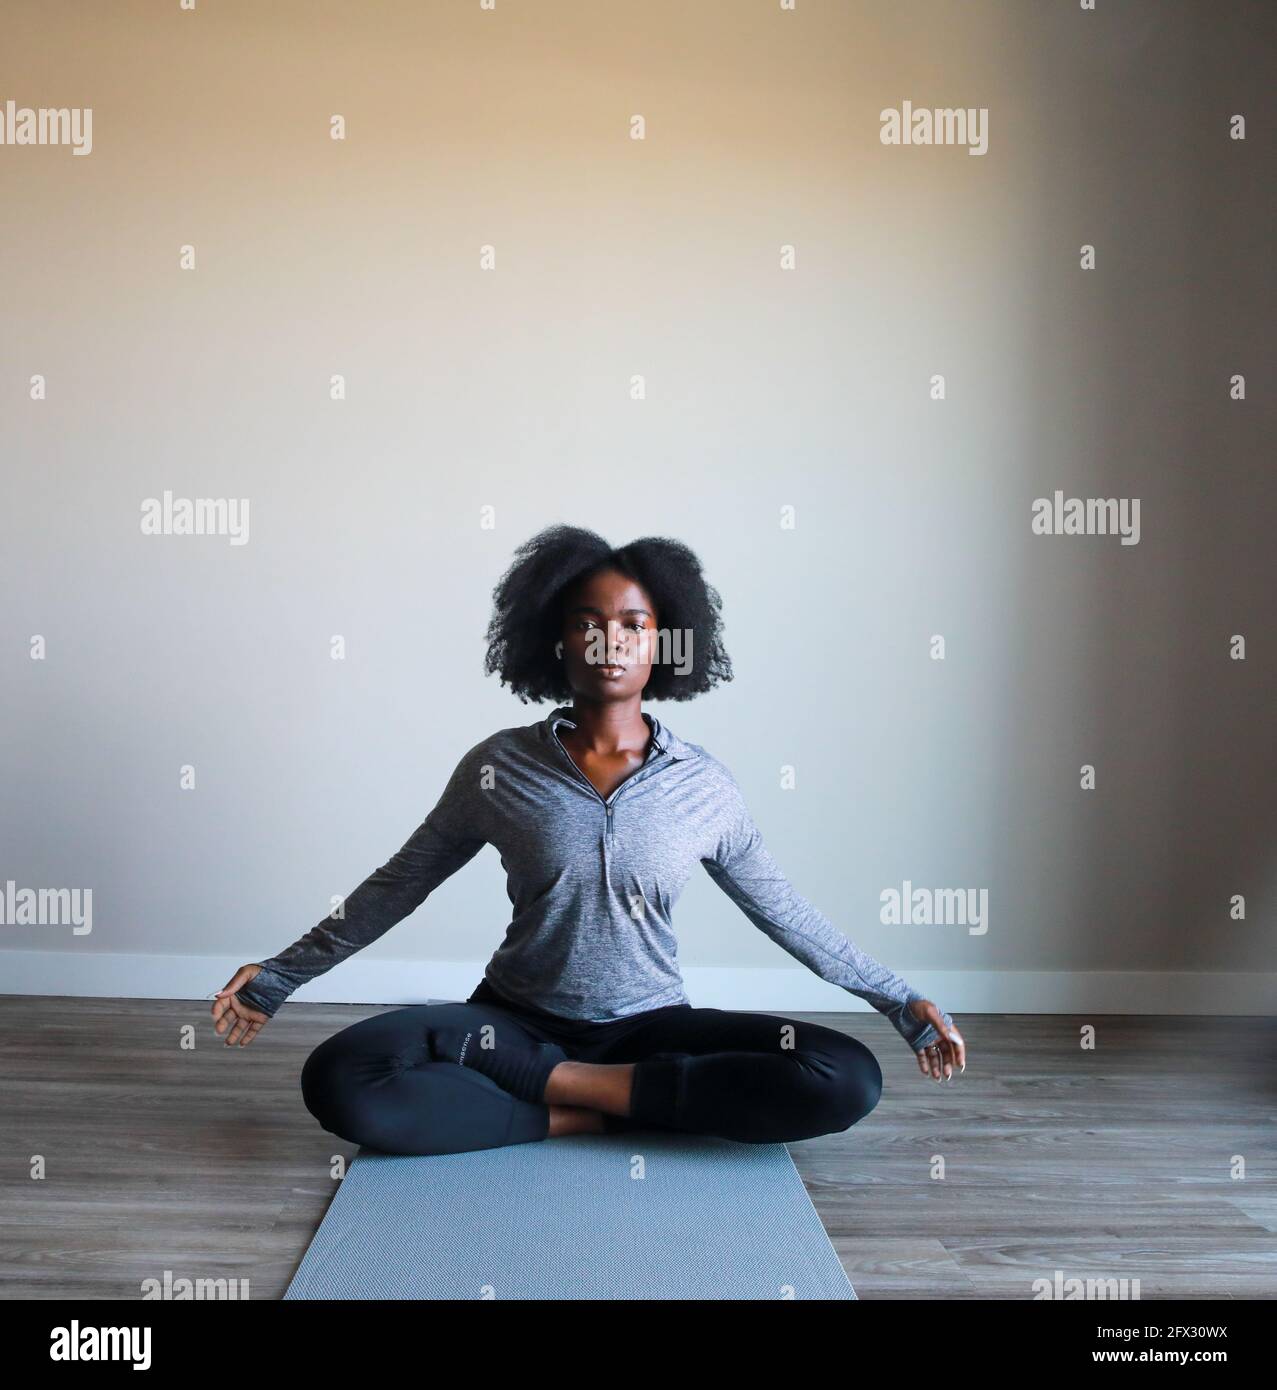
top-left (542, 705), bottom-right (699, 762)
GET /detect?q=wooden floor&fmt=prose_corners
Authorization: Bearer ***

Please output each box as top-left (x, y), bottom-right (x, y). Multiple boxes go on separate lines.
top-left (2, 996), bottom-right (1274, 1299)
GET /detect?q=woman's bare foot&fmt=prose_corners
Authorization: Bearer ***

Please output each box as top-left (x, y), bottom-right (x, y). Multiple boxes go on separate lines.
top-left (547, 1105), bottom-right (607, 1137)
top-left (543, 1061), bottom-right (635, 1115)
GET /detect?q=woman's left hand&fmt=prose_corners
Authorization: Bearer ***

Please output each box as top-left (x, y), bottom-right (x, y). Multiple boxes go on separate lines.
top-left (908, 1000), bottom-right (965, 1081)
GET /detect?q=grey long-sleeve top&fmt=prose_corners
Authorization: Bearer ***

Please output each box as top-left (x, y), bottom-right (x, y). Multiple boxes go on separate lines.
top-left (236, 706), bottom-right (952, 1051)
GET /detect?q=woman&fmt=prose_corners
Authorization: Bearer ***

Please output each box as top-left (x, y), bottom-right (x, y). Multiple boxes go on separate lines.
top-left (212, 525), bottom-right (964, 1156)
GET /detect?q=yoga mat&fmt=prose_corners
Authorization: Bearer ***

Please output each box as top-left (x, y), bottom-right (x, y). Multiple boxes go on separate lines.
top-left (284, 1132), bottom-right (856, 1300)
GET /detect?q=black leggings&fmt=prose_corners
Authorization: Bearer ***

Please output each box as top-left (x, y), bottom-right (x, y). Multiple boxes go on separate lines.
top-left (300, 976), bottom-right (884, 1156)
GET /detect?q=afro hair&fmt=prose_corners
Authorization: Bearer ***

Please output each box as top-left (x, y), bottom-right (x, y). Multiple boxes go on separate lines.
top-left (482, 524), bottom-right (734, 704)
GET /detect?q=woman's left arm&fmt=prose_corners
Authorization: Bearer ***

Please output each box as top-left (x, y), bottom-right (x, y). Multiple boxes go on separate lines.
top-left (701, 768), bottom-right (961, 1065)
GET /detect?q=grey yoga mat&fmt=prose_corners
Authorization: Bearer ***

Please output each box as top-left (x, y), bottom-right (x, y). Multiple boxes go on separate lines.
top-left (284, 1131), bottom-right (857, 1300)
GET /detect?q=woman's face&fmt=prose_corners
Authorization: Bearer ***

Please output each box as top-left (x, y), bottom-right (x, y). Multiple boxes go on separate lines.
top-left (559, 568), bottom-right (659, 703)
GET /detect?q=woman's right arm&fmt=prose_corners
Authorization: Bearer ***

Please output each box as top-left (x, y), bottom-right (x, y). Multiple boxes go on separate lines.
top-left (232, 744), bottom-right (489, 1018)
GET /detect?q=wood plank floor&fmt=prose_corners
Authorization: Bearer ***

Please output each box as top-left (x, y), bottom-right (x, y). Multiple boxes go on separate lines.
top-left (2, 996), bottom-right (1273, 1299)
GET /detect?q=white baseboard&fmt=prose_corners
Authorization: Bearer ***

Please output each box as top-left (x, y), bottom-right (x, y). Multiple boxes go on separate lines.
top-left (0, 950), bottom-right (1273, 1017)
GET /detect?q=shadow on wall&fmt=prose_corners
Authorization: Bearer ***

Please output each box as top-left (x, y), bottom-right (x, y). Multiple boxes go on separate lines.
top-left (993, 0), bottom-right (1277, 977)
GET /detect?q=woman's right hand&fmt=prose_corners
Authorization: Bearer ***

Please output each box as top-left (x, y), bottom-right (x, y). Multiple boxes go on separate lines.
top-left (212, 965), bottom-right (270, 1047)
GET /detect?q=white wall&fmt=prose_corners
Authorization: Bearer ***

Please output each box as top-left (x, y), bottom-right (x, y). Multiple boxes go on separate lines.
top-left (3, 0), bottom-right (1273, 1019)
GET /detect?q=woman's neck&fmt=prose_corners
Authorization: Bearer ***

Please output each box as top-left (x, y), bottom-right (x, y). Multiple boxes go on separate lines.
top-left (563, 699), bottom-right (650, 756)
